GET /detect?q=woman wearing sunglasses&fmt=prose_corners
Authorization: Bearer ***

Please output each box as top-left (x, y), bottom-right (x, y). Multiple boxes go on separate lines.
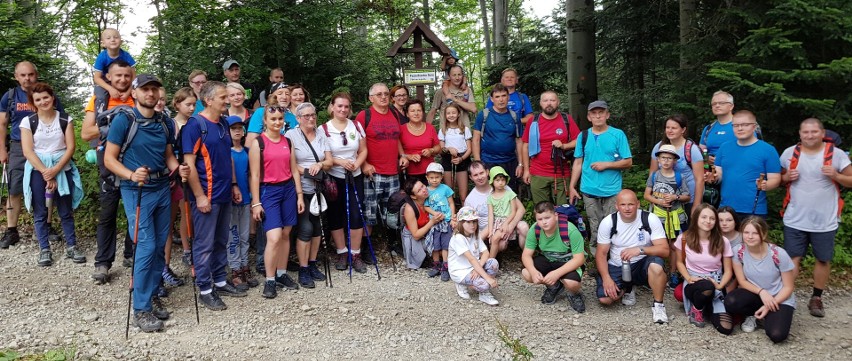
top-left (245, 83), bottom-right (297, 148)
top-left (323, 92), bottom-right (368, 273)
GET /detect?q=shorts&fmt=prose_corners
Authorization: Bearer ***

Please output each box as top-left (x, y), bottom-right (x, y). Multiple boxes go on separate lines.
top-left (493, 216), bottom-right (517, 241)
top-left (170, 181), bottom-right (184, 203)
top-left (532, 255), bottom-right (582, 281)
top-left (296, 193), bottom-right (322, 241)
top-left (783, 226), bottom-right (835, 262)
top-left (8, 141), bottom-right (25, 196)
top-left (363, 173), bottom-right (399, 226)
top-left (260, 180), bottom-right (298, 233)
top-left (595, 256), bottom-right (664, 298)
top-left (440, 155), bottom-right (472, 175)
top-left (327, 174), bottom-right (365, 231)
top-left (431, 224), bottom-right (452, 251)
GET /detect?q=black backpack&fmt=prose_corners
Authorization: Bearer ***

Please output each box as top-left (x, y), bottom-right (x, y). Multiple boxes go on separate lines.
top-left (608, 210), bottom-right (652, 239)
top-left (95, 105), bottom-right (172, 187)
top-left (386, 190), bottom-right (418, 230)
top-left (26, 114), bottom-right (70, 135)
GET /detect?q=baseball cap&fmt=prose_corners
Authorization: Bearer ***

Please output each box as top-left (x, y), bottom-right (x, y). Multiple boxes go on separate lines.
top-left (223, 59), bottom-right (240, 70)
top-left (456, 206), bottom-right (478, 221)
top-left (655, 144), bottom-right (681, 159)
top-left (587, 100), bottom-right (608, 111)
top-left (426, 163), bottom-right (444, 174)
top-left (226, 115), bottom-right (244, 127)
top-left (132, 74), bottom-right (162, 89)
top-left (489, 166), bottom-right (509, 184)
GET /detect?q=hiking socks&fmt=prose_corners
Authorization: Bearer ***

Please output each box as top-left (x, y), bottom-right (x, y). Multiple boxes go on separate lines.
top-left (8, 227), bottom-right (17, 234)
top-left (813, 288), bottom-right (823, 298)
top-left (214, 281), bottom-right (227, 288)
top-left (276, 269), bottom-right (286, 277)
top-left (442, 262), bottom-right (448, 270)
top-left (336, 248), bottom-right (348, 255)
top-left (654, 300), bottom-right (664, 306)
top-left (309, 260), bottom-right (318, 267)
top-left (351, 249), bottom-right (361, 255)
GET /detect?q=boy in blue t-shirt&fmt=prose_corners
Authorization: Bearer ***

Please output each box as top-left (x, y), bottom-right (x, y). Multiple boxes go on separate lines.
top-left (92, 28), bottom-right (137, 101)
top-left (226, 116), bottom-right (256, 291)
top-left (424, 163), bottom-right (456, 281)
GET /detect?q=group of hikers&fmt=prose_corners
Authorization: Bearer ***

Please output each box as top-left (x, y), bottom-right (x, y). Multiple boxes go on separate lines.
top-left (0, 28), bottom-right (849, 342)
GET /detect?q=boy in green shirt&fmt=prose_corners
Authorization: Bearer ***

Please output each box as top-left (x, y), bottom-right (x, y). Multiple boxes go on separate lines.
top-left (521, 201), bottom-right (586, 313)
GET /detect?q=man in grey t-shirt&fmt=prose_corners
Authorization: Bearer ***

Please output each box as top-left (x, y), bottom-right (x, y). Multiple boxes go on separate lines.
top-left (779, 118), bottom-right (852, 317)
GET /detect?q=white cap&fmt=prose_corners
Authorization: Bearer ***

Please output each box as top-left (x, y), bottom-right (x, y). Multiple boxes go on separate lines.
top-left (426, 162), bottom-right (444, 174)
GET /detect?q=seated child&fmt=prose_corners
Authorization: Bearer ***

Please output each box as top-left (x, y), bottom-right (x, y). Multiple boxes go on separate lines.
top-left (448, 206), bottom-right (499, 306)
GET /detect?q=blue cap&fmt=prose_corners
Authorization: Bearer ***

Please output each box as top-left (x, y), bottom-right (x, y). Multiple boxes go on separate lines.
top-left (226, 115), bottom-right (244, 127)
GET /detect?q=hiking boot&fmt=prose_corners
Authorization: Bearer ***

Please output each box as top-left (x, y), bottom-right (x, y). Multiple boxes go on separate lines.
top-left (334, 253), bottom-right (349, 271)
top-left (298, 267), bottom-right (315, 289)
top-left (92, 265), bottom-right (110, 284)
top-left (567, 292), bottom-right (586, 313)
top-left (361, 245), bottom-right (375, 265)
top-left (688, 306), bottom-right (706, 327)
top-left (241, 267), bottom-right (259, 288)
top-left (275, 273), bottom-right (299, 290)
top-left (262, 280), bottom-right (277, 299)
top-left (162, 267), bottom-right (185, 287)
top-left (652, 303), bottom-right (668, 324)
top-left (541, 282), bottom-right (564, 305)
top-left (308, 262), bottom-right (326, 281)
top-left (0, 230), bottom-right (19, 249)
top-left (151, 296), bottom-right (170, 320)
top-left (668, 273), bottom-right (681, 288)
top-left (66, 246), bottom-right (86, 263)
top-left (215, 282), bottom-right (247, 297)
top-left (48, 224), bottom-right (61, 243)
top-left (440, 263), bottom-right (450, 282)
top-left (231, 270), bottom-right (249, 292)
top-left (134, 311), bottom-right (164, 333)
top-left (181, 251), bottom-right (192, 267)
top-left (808, 296), bottom-right (825, 318)
top-left (455, 283), bottom-right (470, 299)
top-left (621, 289), bottom-right (637, 306)
top-left (741, 316), bottom-right (757, 333)
top-left (426, 262), bottom-right (441, 278)
top-left (38, 248), bottom-right (53, 267)
top-left (199, 292), bottom-right (227, 311)
top-left (157, 283), bottom-right (169, 298)
top-left (478, 291), bottom-right (499, 306)
top-left (351, 254), bottom-right (367, 274)
top-left (122, 257), bottom-right (134, 268)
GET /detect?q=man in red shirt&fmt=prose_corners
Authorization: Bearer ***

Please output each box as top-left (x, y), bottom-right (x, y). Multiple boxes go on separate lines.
top-left (356, 83), bottom-right (409, 237)
top-left (521, 91), bottom-right (580, 206)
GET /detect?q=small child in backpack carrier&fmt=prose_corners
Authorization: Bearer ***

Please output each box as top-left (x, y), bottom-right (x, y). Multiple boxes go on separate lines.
top-left (487, 166), bottom-right (528, 259)
top-left (644, 144), bottom-right (690, 287)
top-left (448, 206), bottom-right (499, 305)
top-left (438, 103), bottom-right (473, 202)
top-left (424, 163), bottom-right (456, 281)
top-left (227, 116), bottom-right (257, 291)
top-left (521, 201), bottom-right (586, 313)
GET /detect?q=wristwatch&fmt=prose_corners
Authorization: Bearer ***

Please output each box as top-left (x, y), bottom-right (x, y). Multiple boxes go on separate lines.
top-left (639, 247), bottom-right (646, 256)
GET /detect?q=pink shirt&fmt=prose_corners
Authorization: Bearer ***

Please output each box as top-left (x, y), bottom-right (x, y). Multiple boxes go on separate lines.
top-left (261, 133), bottom-right (293, 183)
top-left (673, 235), bottom-right (732, 274)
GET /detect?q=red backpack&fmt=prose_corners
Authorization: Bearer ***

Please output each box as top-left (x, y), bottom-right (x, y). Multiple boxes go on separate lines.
top-left (780, 143), bottom-right (844, 217)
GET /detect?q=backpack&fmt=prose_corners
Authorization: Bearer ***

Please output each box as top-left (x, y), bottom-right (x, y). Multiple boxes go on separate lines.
top-left (683, 139), bottom-right (696, 168)
top-left (780, 142), bottom-right (844, 217)
top-left (480, 107), bottom-right (519, 139)
top-left (608, 210), bottom-right (652, 240)
top-left (650, 170), bottom-right (683, 190)
top-left (736, 243), bottom-right (781, 270)
top-left (5, 88), bottom-right (65, 130)
top-left (321, 120), bottom-right (365, 140)
top-left (534, 204), bottom-right (589, 244)
top-left (364, 106), bottom-right (406, 130)
top-left (27, 114), bottom-right (69, 136)
top-left (255, 133), bottom-right (291, 185)
top-left (387, 190), bottom-right (418, 230)
top-left (96, 105), bottom-right (172, 187)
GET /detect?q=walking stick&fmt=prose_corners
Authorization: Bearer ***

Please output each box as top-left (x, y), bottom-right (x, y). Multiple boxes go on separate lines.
top-left (371, 178), bottom-right (396, 272)
top-left (751, 173), bottom-right (766, 215)
top-left (314, 179), bottom-right (333, 288)
top-left (349, 172), bottom-right (381, 280)
top-left (1, 163), bottom-right (7, 211)
top-left (125, 180), bottom-right (144, 339)
top-left (344, 173), bottom-right (354, 283)
top-left (182, 180), bottom-right (200, 324)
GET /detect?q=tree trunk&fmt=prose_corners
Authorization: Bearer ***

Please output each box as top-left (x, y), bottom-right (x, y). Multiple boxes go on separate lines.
top-left (565, 0), bottom-right (597, 128)
top-left (152, 0), bottom-right (166, 78)
top-left (17, 0), bottom-right (34, 27)
top-left (493, 0), bottom-right (507, 63)
top-left (479, 0), bottom-right (492, 66)
top-left (679, 0), bottom-right (697, 69)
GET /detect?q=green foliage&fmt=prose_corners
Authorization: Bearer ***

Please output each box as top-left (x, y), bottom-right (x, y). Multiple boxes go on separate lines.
top-left (496, 318), bottom-right (533, 361)
top-left (0, 346), bottom-right (75, 361)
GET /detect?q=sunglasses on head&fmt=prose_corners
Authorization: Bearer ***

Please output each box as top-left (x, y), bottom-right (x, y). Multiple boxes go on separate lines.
top-left (267, 106), bottom-right (285, 114)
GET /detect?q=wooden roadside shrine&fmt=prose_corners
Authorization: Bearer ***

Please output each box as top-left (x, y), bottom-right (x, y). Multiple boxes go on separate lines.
top-left (386, 18), bottom-right (452, 101)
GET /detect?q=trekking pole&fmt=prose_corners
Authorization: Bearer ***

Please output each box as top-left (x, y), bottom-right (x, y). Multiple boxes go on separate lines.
top-left (3, 162), bottom-right (10, 211)
top-left (372, 178), bottom-right (396, 272)
top-left (1, 163), bottom-right (7, 211)
top-left (125, 179), bottom-right (144, 339)
top-left (751, 173), bottom-right (766, 215)
top-left (344, 172), bottom-right (354, 283)
top-left (182, 179), bottom-right (200, 324)
top-left (314, 179), bottom-right (333, 288)
top-left (350, 173), bottom-right (381, 280)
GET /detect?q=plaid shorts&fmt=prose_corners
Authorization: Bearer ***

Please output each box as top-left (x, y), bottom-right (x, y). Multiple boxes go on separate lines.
top-left (363, 173), bottom-right (400, 226)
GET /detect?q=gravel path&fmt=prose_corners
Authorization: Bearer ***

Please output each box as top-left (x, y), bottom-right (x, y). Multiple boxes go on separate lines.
top-left (0, 239), bottom-right (850, 360)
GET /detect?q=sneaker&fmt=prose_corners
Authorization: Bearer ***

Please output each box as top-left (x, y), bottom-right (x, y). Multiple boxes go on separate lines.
top-left (65, 246), bottom-right (86, 263)
top-left (162, 267), bottom-right (185, 287)
top-left (351, 254), bottom-right (367, 273)
top-left (298, 268), bottom-right (315, 289)
top-left (478, 291), bottom-right (499, 306)
top-left (668, 273), bottom-right (680, 288)
top-left (261, 280), bottom-right (277, 299)
top-left (230, 270), bottom-right (249, 292)
top-left (157, 284), bottom-right (169, 298)
top-left (48, 224), bottom-right (61, 243)
top-left (308, 262), bottom-right (326, 281)
top-left (275, 273), bottom-right (299, 290)
top-left (92, 265), bottom-right (110, 284)
top-left (688, 306), bottom-right (706, 327)
top-left (567, 292), bottom-right (586, 313)
top-left (361, 247), bottom-right (375, 265)
top-left (38, 248), bottom-right (53, 267)
top-left (440, 263), bottom-right (450, 282)
top-left (808, 296), bottom-right (825, 318)
top-left (286, 257), bottom-right (300, 272)
top-left (199, 292), bottom-right (227, 311)
top-left (215, 282), bottom-right (247, 297)
top-left (241, 267), bottom-right (260, 288)
top-left (741, 316), bottom-right (757, 333)
top-left (134, 311), bottom-right (164, 332)
top-left (621, 289), bottom-right (637, 306)
top-left (426, 262), bottom-right (441, 278)
top-left (151, 296), bottom-right (170, 320)
top-left (181, 251), bottom-right (192, 267)
top-left (0, 230), bottom-right (19, 249)
top-left (541, 283), bottom-right (564, 305)
top-left (455, 283), bottom-right (470, 299)
top-left (652, 303), bottom-right (668, 324)
top-left (122, 257), bottom-right (134, 268)
top-left (334, 253), bottom-right (349, 271)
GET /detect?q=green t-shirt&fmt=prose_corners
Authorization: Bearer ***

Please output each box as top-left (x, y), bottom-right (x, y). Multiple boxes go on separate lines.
top-left (487, 189), bottom-right (517, 218)
top-left (525, 221), bottom-right (585, 276)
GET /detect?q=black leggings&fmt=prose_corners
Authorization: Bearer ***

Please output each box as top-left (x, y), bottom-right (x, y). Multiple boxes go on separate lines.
top-left (684, 280), bottom-right (733, 335)
top-left (724, 288), bottom-right (795, 343)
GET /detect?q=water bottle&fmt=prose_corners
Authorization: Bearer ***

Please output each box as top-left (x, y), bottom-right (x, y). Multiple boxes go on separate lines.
top-left (621, 260), bottom-right (632, 283)
top-left (45, 186), bottom-right (54, 209)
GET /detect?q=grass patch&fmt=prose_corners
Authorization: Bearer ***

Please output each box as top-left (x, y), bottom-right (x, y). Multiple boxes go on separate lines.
top-left (496, 318), bottom-right (533, 361)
